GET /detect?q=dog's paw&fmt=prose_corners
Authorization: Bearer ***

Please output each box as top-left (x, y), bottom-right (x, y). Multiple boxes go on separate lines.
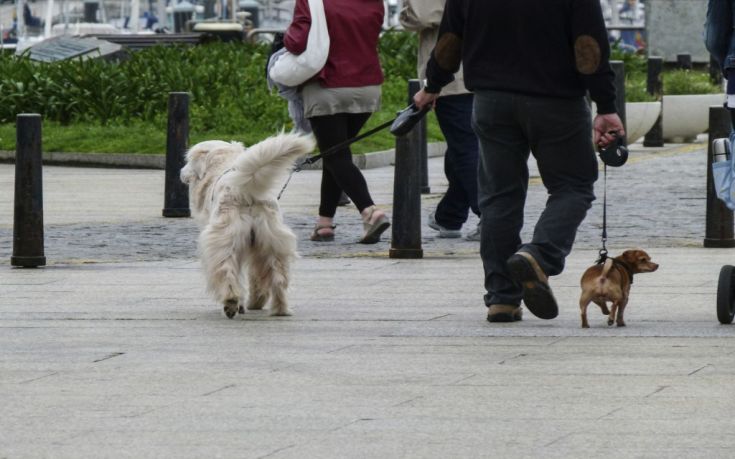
top-left (607, 319), bottom-right (614, 326)
top-left (223, 300), bottom-right (239, 319)
top-left (616, 322), bottom-right (626, 327)
top-left (238, 305), bottom-right (245, 314)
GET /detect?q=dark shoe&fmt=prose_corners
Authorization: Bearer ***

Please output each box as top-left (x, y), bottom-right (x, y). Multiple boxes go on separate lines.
top-left (310, 224), bottom-right (336, 242)
top-left (359, 206), bottom-right (390, 244)
top-left (506, 251), bottom-right (558, 319)
top-left (487, 304), bottom-right (523, 322)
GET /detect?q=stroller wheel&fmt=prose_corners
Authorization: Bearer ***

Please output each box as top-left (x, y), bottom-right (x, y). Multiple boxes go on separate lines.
top-left (717, 265), bottom-right (735, 324)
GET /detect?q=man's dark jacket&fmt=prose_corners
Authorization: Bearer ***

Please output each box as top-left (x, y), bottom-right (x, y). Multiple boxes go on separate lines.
top-left (425, 0), bottom-right (617, 114)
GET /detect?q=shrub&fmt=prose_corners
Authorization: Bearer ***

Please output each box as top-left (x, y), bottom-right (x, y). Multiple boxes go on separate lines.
top-left (663, 69), bottom-right (723, 95)
top-left (0, 32), bottom-right (439, 153)
top-left (610, 42), bottom-right (656, 102)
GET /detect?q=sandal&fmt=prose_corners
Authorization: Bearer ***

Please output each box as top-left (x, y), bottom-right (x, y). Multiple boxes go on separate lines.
top-left (359, 206), bottom-right (390, 244)
top-left (310, 224), bottom-right (336, 242)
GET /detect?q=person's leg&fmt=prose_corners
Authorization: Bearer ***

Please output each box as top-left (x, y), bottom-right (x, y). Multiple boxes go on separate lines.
top-left (309, 113), bottom-right (388, 243)
top-left (434, 93), bottom-right (481, 229)
top-left (309, 113), bottom-right (374, 215)
top-left (519, 96), bottom-right (598, 277)
top-left (343, 113), bottom-right (390, 243)
top-left (473, 90), bottom-right (530, 308)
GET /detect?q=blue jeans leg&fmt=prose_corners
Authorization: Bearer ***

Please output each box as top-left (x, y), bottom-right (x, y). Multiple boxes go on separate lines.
top-left (705, 0), bottom-right (735, 75)
top-left (433, 93), bottom-right (480, 230)
top-left (473, 91), bottom-right (597, 307)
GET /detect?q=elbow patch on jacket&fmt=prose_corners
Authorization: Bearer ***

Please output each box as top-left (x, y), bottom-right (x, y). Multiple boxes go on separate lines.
top-left (434, 33), bottom-right (462, 72)
top-left (574, 35), bottom-right (601, 75)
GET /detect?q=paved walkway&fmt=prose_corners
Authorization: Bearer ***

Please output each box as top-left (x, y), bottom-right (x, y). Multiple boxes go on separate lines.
top-left (2, 138), bottom-right (735, 458)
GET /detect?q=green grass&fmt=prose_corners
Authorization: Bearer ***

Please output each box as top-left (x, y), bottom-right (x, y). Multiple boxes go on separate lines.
top-left (0, 100), bottom-right (444, 155)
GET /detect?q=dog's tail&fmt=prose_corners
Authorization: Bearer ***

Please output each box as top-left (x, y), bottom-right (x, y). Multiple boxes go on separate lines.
top-left (596, 258), bottom-right (614, 290)
top-left (225, 132), bottom-right (316, 200)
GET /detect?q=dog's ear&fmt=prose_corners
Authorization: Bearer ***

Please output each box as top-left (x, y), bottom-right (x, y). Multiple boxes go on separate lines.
top-left (622, 249), bottom-right (651, 265)
top-left (621, 250), bottom-right (640, 264)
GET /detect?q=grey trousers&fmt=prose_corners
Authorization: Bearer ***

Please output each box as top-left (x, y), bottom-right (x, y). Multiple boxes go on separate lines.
top-left (472, 90), bottom-right (598, 307)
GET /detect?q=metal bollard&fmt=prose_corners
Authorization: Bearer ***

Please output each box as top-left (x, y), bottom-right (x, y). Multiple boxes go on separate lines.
top-left (643, 56), bottom-right (664, 147)
top-left (12, 114), bottom-right (46, 268)
top-left (162, 92), bottom-right (191, 218)
top-left (611, 61), bottom-right (627, 146)
top-left (676, 53), bottom-right (692, 70)
top-left (389, 119), bottom-right (423, 259)
top-left (408, 79), bottom-right (430, 194)
top-left (705, 106), bottom-right (735, 248)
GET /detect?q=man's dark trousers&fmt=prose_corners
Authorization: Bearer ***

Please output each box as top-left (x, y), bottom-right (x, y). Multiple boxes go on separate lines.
top-left (433, 93), bottom-right (480, 230)
top-left (472, 90), bottom-right (598, 307)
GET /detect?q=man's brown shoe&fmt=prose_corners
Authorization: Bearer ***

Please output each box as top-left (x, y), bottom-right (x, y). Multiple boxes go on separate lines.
top-left (487, 304), bottom-right (523, 323)
top-left (506, 251), bottom-right (558, 319)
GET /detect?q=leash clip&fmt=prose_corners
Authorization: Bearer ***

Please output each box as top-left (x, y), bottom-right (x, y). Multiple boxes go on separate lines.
top-left (596, 248), bottom-right (608, 265)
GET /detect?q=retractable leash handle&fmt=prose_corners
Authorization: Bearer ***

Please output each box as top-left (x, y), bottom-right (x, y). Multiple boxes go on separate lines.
top-left (598, 130), bottom-right (628, 167)
top-left (389, 103), bottom-right (431, 136)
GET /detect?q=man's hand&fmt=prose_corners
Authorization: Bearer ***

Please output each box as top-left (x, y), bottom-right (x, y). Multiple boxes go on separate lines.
top-left (413, 88), bottom-right (439, 111)
top-left (593, 113), bottom-right (625, 148)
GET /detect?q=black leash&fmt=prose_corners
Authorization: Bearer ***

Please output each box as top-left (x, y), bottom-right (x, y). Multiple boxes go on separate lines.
top-left (277, 104), bottom-right (429, 200)
top-left (596, 163), bottom-right (609, 264)
top-left (276, 119), bottom-right (393, 200)
top-left (298, 117), bottom-right (396, 171)
top-left (596, 131), bottom-right (628, 264)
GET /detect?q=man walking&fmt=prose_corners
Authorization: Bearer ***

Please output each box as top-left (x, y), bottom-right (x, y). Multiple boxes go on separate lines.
top-left (413, 0), bottom-right (625, 323)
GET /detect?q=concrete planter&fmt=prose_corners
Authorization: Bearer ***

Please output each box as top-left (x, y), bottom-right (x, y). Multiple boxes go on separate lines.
top-left (662, 94), bottom-right (725, 142)
top-left (625, 101), bottom-right (662, 144)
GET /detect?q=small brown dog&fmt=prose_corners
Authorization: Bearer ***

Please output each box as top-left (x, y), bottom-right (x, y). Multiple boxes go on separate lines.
top-left (579, 249), bottom-right (659, 328)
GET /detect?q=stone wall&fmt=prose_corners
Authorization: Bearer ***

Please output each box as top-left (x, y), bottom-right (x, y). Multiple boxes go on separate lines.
top-left (645, 0), bottom-right (708, 63)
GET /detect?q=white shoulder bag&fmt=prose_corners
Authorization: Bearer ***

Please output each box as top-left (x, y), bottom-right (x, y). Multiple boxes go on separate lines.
top-left (269, 0), bottom-right (329, 87)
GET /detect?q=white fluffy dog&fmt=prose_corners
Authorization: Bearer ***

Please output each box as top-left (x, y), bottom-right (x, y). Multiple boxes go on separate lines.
top-left (180, 132), bottom-right (315, 319)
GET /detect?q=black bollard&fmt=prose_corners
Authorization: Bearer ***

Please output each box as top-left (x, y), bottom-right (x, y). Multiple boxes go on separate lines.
top-left (611, 61), bottom-right (627, 146)
top-left (705, 106), bottom-right (735, 248)
top-left (163, 92), bottom-right (191, 218)
top-left (390, 119), bottom-right (423, 259)
top-left (12, 114), bottom-right (46, 268)
top-left (643, 56), bottom-right (664, 147)
top-left (676, 53), bottom-right (692, 70)
top-left (408, 79), bottom-right (430, 194)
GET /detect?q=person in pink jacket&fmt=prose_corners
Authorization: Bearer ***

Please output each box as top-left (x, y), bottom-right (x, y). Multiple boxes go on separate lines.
top-left (285, 0), bottom-right (390, 244)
